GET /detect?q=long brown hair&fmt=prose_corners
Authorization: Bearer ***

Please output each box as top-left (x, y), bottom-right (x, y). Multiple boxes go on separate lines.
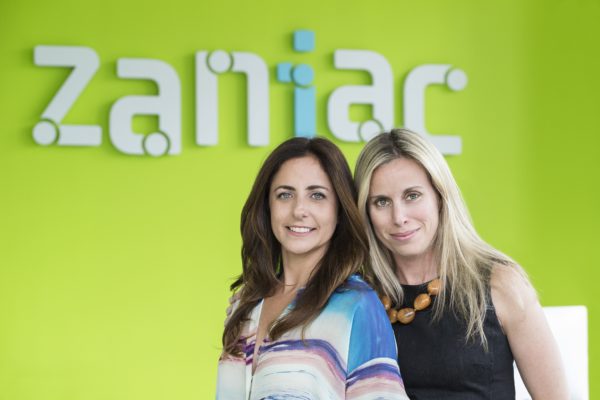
top-left (222, 137), bottom-right (368, 355)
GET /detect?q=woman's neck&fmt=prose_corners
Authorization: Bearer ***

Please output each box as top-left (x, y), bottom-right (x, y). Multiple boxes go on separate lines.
top-left (394, 251), bottom-right (438, 285)
top-left (279, 248), bottom-right (324, 294)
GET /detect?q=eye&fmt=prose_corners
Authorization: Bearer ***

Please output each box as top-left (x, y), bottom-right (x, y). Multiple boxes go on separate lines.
top-left (277, 192), bottom-right (293, 200)
top-left (373, 197), bottom-right (391, 208)
top-left (406, 192), bottom-right (421, 201)
top-left (311, 192), bottom-right (326, 200)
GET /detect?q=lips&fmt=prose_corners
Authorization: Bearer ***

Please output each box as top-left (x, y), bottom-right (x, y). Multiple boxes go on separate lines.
top-left (391, 228), bottom-right (419, 241)
top-left (287, 226), bottom-right (315, 234)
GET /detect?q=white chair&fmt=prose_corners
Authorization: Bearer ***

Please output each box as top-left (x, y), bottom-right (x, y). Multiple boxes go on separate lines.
top-left (514, 305), bottom-right (588, 400)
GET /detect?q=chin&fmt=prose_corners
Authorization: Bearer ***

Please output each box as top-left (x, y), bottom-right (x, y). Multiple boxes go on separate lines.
top-left (390, 244), bottom-right (427, 259)
top-left (283, 244), bottom-right (316, 256)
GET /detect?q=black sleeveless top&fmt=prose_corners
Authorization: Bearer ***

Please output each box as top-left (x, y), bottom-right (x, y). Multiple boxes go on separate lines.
top-left (393, 282), bottom-right (515, 400)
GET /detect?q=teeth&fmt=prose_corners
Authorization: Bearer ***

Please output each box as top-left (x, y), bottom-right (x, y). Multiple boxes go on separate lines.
top-left (288, 226), bottom-right (311, 233)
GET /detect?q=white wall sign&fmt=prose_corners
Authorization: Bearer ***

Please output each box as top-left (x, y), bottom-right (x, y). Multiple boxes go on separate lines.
top-left (33, 32), bottom-right (467, 156)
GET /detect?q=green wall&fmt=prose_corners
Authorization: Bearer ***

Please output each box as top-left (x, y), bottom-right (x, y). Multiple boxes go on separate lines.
top-left (1, 0), bottom-right (598, 398)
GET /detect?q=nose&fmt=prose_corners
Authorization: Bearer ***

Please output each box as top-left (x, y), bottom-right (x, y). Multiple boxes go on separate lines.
top-left (292, 197), bottom-right (308, 219)
top-left (392, 202), bottom-right (408, 226)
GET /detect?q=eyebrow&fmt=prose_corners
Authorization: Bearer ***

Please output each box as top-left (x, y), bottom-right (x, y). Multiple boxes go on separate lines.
top-left (273, 185), bottom-right (331, 192)
top-left (368, 185), bottom-right (424, 199)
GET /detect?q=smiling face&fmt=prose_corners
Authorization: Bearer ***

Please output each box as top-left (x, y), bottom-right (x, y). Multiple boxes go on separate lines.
top-left (368, 157), bottom-right (440, 268)
top-left (269, 156), bottom-right (338, 263)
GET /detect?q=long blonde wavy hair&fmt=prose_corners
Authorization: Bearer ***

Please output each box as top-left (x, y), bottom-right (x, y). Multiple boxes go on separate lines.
top-left (355, 129), bottom-right (527, 347)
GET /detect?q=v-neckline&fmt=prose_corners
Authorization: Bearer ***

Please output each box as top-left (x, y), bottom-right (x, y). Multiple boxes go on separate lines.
top-left (250, 292), bottom-right (298, 374)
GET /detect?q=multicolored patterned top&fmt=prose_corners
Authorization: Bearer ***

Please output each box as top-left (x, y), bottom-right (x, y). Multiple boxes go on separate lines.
top-left (216, 275), bottom-right (408, 399)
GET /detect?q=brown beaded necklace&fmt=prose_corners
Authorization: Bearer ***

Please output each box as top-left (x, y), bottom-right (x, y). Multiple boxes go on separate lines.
top-left (380, 278), bottom-right (442, 324)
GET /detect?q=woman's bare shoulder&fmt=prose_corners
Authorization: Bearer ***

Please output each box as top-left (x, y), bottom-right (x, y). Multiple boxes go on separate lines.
top-left (490, 263), bottom-right (537, 327)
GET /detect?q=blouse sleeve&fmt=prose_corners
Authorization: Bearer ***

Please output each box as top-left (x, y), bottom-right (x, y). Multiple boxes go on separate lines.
top-left (345, 290), bottom-right (409, 400)
top-left (216, 297), bottom-right (247, 400)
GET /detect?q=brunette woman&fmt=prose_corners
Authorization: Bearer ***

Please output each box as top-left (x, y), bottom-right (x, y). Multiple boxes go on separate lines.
top-left (217, 137), bottom-right (408, 399)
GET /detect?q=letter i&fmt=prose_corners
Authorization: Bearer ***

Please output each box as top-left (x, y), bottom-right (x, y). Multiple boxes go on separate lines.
top-left (277, 30), bottom-right (316, 138)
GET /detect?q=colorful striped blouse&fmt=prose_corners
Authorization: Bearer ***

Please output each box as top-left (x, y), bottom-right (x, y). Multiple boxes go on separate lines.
top-left (216, 275), bottom-right (408, 399)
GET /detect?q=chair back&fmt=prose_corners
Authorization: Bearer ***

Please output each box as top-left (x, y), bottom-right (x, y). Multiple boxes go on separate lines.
top-left (514, 305), bottom-right (588, 400)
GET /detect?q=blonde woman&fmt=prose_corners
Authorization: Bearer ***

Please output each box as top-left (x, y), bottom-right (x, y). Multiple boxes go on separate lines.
top-left (354, 129), bottom-right (568, 399)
